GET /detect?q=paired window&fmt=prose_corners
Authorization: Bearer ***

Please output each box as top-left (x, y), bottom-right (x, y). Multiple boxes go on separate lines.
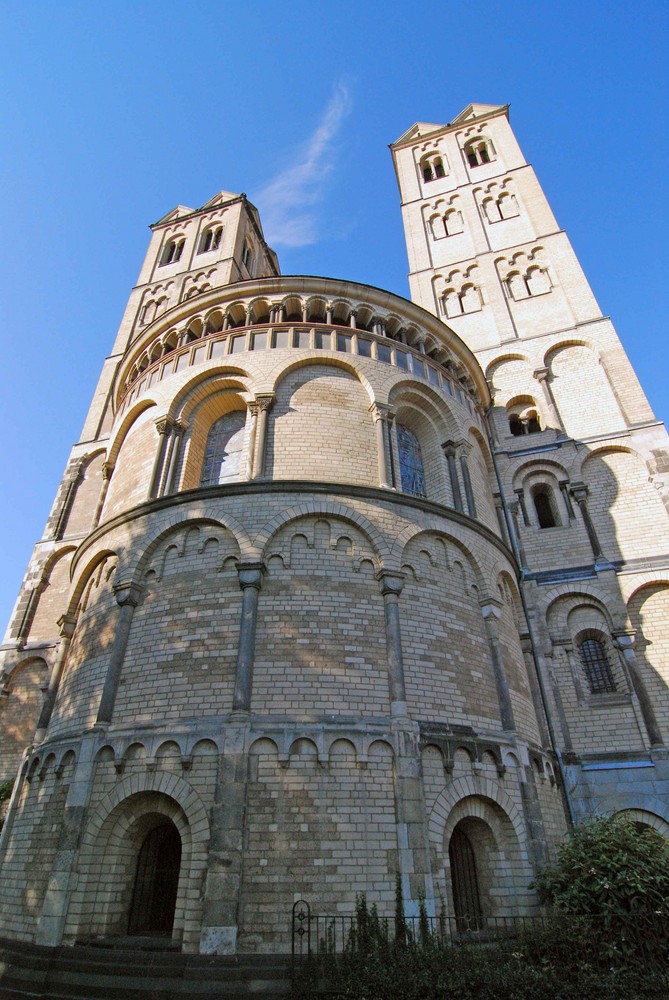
top-left (443, 285), bottom-right (481, 319)
top-left (508, 409), bottom-right (541, 437)
top-left (421, 155), bottom-right (447, 183)
top-left (431, 211), bottom-right (464, 239)
top-left (199, 226), bottom-right (222, 254)
top-left (483, 193), bottom-right (519, 222)
top-left (242, 242), bottom-right (254, 272)
top-left (507, 268), bottom-right (551, 301)
top-left (161, 238), bottom-right (185, 266)
top-left (465, 139), bottom-right (494, 168)
top-left (578, 636), bottom-right (617, 694)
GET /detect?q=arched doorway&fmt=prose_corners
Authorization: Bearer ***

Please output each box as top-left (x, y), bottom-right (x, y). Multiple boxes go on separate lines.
top-left (128, 822), bottom-right (182, 936)
top-left (448, 823), bottom-right (483, 931)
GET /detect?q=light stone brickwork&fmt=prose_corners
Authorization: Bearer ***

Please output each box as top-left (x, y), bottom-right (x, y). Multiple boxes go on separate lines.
top-left (0, 105), bottom-right (667, 963)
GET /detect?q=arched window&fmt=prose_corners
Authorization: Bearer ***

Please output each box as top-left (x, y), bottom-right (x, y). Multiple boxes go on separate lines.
top-left (509, 414), bottom-right (524, 437)
top-left (161, 238), bottom-right (184, 266)
top-left (579, 636), bottom-right (617, 693)
top-left (449, 825), bottom-right (483, 932)
top-left (507, 405), bottom-right (541, 436)
top-left (397, 425), bottom-right (427, 499)
top-left (444, 210), bottom-right (464, 236)
top-left (465, 139), bottom-right (494, 168)
top-left (200, 411), bottom-right (247, 486)
top-left (531, 485), bottom-right (559, 528)
top-left (199, 226), bottom-right (222, 253)
top-left (127, 823), bottom-right (182, 937)
top-left (421, 155), bottom-right (447, 183)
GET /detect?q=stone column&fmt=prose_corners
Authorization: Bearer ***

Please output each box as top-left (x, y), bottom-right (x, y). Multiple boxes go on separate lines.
top-left (514, 488), bottom-right (530, 526)
top-left (613, 630), bottom-right (664, 748)
top-left (95, 582), bottom-right (144, 726)
top-left (391, 717), bottom-right (436, 920)
top-left (231, 564), bottom-right (264, 715)
top-left (251, 395), bottom-right (275, 480)
top-left (53, 460), bottom-right (84, 540)
top-left (35, 732), bottom-right (99, 946)
top-left (370, 403), bottom-right (391, 489)
top-left (163, 420), bottom-right (186, 495)
top-left (533, 367), bottom-right (563, 430)
top-left (34, 614), bottom-right (77, 742)
top-left (547, 644), bottom-right (576, 752)
top-left (508, 501), bottom-right (529, 570)
top-left (92, 461), bottom-right (113, 528)
top-left (570, 483), bottom-right (605, 562)
top-left (349, 310), bottom-right (357, 329)
top-left (377, 571), bottom-right (407, 718)
top-left (480, 599), bottom-right (516, 733)
top-left (200, 724), bottom-right (249, 955)
top-left (459, 446), bottom-right (477, 518)
top-left (148, 417), bottom-right (174, 499)
top-left (559, 480), bottom-right (575, 519)
top-left (245, 401), bottom-right (259, 480)
top-left (442, 441), bottom-right (464, 513)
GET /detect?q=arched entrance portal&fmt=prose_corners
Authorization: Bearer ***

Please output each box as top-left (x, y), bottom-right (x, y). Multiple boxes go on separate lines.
top-left (448, 823), bottom-right (483, 931)
top-left (128, 822), bottom-right (182, 936)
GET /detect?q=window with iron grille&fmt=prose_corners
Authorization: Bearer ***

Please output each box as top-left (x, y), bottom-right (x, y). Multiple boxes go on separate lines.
top-left (579, 636), bottom-right (617, 694)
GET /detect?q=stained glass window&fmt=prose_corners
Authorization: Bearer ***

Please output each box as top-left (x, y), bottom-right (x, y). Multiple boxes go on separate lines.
top-left (397, 424), bottom-right (427, 499)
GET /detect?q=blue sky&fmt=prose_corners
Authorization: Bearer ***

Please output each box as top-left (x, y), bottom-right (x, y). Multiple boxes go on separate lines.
top-left (0, 0), bottom-right (667, 629)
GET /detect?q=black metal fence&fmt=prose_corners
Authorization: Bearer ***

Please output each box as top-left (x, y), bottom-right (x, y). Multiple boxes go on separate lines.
top-left (292, 898), bottom-right (541, 963)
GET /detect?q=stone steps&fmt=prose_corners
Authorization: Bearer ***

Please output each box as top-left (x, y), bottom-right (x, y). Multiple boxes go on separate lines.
top-left (0, 938), bottom-right (292, 1000)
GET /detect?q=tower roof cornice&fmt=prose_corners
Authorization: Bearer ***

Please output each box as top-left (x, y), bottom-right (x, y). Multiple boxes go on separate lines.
top-left (391, 104), bottom-right (509, 149)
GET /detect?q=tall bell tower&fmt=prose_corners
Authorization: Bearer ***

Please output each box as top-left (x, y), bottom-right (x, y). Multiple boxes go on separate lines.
top-left (392, 104), bottom-right (669, 824)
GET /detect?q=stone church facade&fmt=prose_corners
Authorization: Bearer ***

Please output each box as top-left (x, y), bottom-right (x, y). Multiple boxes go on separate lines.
top-left (0, 103), bottom-right (667, 955)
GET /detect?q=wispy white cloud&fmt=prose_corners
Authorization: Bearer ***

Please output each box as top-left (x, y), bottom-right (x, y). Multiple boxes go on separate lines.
top-left (255, 83), bottom-right (351, 248)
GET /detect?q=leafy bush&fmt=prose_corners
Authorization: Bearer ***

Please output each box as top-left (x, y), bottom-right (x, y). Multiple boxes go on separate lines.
top-left (532, 814), bottom-right (669, 963)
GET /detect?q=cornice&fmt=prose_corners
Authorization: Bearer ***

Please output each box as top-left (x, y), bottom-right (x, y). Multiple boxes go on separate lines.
top-left (120, 275), bottom-right (490, 405)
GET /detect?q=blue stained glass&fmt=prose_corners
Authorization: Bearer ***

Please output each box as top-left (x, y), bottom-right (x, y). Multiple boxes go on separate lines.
top-left (397, 424), bottom-right (427, 498)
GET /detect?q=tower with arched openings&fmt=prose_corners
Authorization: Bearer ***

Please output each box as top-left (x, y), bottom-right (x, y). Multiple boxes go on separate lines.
top-left (0, 106), bottom-right (668, 968)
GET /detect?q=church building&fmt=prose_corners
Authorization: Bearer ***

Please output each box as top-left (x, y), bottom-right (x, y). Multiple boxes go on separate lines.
top-left (0, 103), bottom-right (668, 959)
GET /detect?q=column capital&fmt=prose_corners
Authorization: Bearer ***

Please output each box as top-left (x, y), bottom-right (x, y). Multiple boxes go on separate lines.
top-left (255, 394), bottom-right (275, 412)
top-left (57, 614), bottom-right (77, 639)
top-left (442, 438), bottom-right (464, 456)
top-left (237, 563), bottom-right (265, 590)
top-left (155, 416), bottom-right (176, 436)
top-left (369, 402), bottom-right (394, 423)
top-left (612, 629), bottom-right (637, 650)
top-left (479, 597), bottom-right (503, 621)
top-left (533, 366), bottom-right (550, 382)
top-left (569, 481), bottom-right (589, 503)
top-left (101, 461), bottom-right (114, 481)
top-left (376, 570), bottom-right (405, 597)
top-left (113, 581), bottom-right (144, 609)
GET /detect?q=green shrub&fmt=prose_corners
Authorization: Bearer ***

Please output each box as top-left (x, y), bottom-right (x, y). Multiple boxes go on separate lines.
top-left (532, 814), bottom-right (669, 963)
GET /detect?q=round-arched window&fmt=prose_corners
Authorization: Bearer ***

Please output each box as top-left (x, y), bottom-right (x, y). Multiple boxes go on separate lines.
top-left (397, 425), bottom-right (427, 499)
top-left (200, 411), bottom-right (246, 486)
